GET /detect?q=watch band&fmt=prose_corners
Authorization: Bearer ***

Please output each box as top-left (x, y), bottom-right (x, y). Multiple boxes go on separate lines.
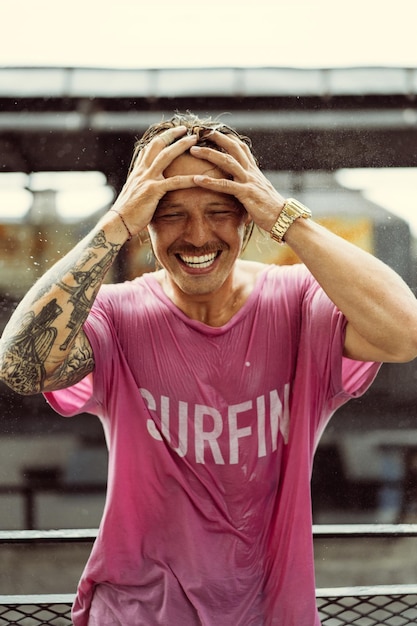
top-left (270, 198), bottom-right (312, 244)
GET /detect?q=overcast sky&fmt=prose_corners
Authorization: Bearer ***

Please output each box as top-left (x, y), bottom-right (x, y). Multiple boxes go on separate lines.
top-left (1, 0), bottom-right (417, 231)
top-left (2, 0), bottom-right (417, 69)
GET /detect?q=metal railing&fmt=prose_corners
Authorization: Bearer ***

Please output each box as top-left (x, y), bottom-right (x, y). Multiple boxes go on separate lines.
top-left (317, 584), bottom-right (417, 625)
top-left (1, 525), bottom-right (417, 625)
top-left (0, 483), bottom-right (105, 530)
top-left (2, 587), bottom-right (417, 626)
top-left (0, 595), bottom-right (74, 625)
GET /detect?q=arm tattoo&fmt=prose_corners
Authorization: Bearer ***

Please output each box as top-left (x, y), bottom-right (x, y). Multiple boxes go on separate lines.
top-left (44, 331), bottom-right (95, 391)
top-left (58, 235), bottom-right (120, 350)
top-left (1, 300), bottom-right (62, 394)
top-left (1, 229), bottom-right (121, 394)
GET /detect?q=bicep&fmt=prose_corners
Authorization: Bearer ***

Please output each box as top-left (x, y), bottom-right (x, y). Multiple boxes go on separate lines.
top-left (43, 329), bottom-right (95, 391)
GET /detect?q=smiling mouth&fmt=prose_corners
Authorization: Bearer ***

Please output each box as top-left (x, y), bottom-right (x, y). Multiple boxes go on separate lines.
top-left (177, 251), bottom-right (220, 269)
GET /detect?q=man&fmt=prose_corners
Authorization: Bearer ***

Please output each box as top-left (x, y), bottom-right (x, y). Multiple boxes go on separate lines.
top-left (1, 112), bottom-right (417, 625)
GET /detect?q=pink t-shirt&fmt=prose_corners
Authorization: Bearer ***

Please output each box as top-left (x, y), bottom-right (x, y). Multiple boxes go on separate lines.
top-left (45, 264), bottom-right (379, 626)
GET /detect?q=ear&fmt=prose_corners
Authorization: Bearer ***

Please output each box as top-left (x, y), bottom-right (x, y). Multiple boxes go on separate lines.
top-left (242, 221), bottom-right (254, 252)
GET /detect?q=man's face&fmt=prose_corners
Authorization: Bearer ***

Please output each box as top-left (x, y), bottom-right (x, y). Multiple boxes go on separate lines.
top-left (147, 153), bottom-right (249, 298)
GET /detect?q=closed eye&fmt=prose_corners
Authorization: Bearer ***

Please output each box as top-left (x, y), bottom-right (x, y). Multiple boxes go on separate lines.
top-left (208, 206), bottom-right (244, 220)
top-left (209, 210), bottom-right (237, 218)
top-left (152, 211), bottom-right (186, 222)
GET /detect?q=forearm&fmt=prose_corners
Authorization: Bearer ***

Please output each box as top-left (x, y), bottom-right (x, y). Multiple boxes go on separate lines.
top-left (286, 217), bottom-right (417, 362)
top-left (186, 134), bottom-right (417, 362)
top-left (0, 212), bottom-right (128, 394)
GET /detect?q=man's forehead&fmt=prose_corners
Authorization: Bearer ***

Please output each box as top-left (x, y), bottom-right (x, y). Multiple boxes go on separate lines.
top-left (164, 153), bottom-right (224, 178)
top-left (158, 188), bottom-right (238, 207)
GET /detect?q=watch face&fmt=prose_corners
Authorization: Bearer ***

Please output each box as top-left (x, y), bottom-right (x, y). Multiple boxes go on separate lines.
top-left (285, 205), bottom-right (300, 219)
top-left (286, 199), bottom-right (312, 219)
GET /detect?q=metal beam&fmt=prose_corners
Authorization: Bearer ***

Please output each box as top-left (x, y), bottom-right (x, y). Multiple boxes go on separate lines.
top-left (1, 66), bottom-right (417, 99)
top-left (1, 109), bottom-right (417, 132)
top-left (1, 66), bottom-right (417, 172)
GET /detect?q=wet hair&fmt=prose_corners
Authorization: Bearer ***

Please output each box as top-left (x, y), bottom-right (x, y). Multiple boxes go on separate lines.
top-left (130, 111), bottom-right (257, 169)
top-left (130, 112), bottom-right (257, 250)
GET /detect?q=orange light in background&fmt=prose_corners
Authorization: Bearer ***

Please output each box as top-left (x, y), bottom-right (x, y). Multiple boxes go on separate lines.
top-left (242, 217), bottom-right (374, 266)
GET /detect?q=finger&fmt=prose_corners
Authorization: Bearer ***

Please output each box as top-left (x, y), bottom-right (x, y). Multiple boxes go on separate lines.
top-left (201, 130), bottom-right (254, 162)
top-left (158, 125), bottom-right (188, 147)
top-left (150, 175), bottom-right (198, 211)
top-left (156, 133), bottom-right (197, 163)
top-left (142, 133), bottom-right (197, 172)
top-left (147, 176), bottom-right (198, 206)
top-left (161, 174), bottom-right (198, 192)
top-left (193, 173), bottom-right (241, 197)
top-left (144, 136), bottom-right (198, 179)
top-left (137, 126), bottom-right (187, 161)
top-left (190, 145), bottom-right (246, 179)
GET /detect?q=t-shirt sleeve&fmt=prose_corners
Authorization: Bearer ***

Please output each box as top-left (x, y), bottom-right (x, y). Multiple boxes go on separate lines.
top-left (341, 354), bottom-right (380, 399)
top-left (280, 265), bottom-right (380, 447)
top-left (297, 265), bottom-right (380, 409)
top-left (44, 373), bottom-right (97, 416)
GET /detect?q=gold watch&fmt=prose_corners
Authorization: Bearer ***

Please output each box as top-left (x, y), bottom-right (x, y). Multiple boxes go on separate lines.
top-left (270, 198), bottom-right (312, 244)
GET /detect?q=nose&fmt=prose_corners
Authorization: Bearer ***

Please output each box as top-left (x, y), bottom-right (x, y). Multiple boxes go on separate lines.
top-left (183, 214), bottom-right (213, 247)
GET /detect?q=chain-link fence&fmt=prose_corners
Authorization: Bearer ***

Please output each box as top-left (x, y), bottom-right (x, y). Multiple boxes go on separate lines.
top-left (0, 595), bottom-right (73, 626)
top-left (2, 527), bottom-right (417, 625)
top-left (317, 585), bottom-right (417, 625)
top-left (2, 587), bottom-right (417, 625)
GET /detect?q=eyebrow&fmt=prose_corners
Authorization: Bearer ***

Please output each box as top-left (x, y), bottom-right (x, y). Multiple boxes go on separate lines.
top-left (156, 201), bottom-right (182, 209)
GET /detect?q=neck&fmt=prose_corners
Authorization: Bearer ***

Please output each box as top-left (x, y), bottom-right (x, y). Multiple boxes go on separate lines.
top-left (180, 291), bottom-right (242, 327)
top-left (160, 265), bottom-right (248, 327)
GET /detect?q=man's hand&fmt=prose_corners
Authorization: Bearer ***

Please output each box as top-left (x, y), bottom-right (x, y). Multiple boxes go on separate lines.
top-left (110, 126), bottom-right (198, 236)
top-left (189, 131), bottom-right (286, 232)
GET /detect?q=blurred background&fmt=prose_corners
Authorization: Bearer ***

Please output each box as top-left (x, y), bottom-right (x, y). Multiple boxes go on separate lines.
top-left (1, 0), bottom-right (417, 596)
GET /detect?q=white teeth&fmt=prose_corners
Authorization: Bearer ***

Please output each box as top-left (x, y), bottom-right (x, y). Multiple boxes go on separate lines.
top-left (179, 252), bottom-right (218, 268)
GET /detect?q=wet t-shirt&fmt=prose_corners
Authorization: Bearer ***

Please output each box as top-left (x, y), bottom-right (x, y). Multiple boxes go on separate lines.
top-left (45, 264), bottom-right (379, 626)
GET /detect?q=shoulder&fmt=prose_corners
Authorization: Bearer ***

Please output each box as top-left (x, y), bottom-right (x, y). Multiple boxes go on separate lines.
top-left (232, 261), bottom-right (311, 317)
top-left (235, 259), bottom-right (268, 288)
top-left (91, 273), bottom-right (160, 320)
top-left (246, 262), bottom-right (322, 321)
top-left (237, 259), bottom-right (312, 290)
top-left (98, 272), bottom-right (158, 298)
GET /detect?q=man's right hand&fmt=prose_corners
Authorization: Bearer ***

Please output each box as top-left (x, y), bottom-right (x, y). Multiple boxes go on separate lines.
top-left (110, 126), bottom-right (198, 237)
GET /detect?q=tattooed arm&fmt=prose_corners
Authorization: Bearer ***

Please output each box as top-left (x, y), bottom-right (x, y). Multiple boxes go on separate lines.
top-left (0, 126), bottom-right (198, 395)
top-left (0, 216), bottom-right (128, 395)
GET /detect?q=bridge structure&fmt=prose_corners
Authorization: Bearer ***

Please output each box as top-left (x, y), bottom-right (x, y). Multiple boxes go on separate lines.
top-left (1, 65), bottom-right (417, 192)
top-left (1, 64), bottom-right (417, 439)
top-left (2, 66), bottom-right (417, 621)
